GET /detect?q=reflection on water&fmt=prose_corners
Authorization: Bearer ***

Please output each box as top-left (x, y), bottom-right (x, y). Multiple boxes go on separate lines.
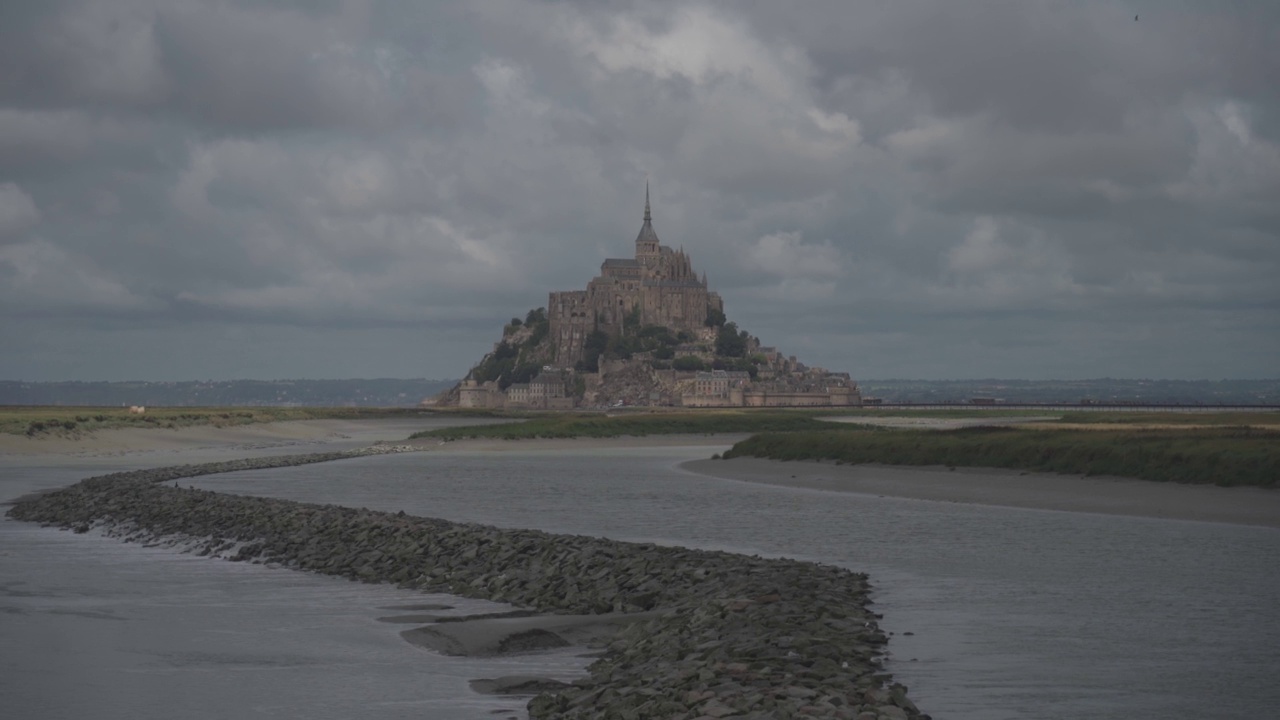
top-left (191, 445), bottom-right (1280, 720)
top-left (0, 517), bottom-right (592, 720)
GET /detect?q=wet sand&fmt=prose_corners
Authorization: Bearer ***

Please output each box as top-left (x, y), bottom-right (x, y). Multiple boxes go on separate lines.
top-left (421, 433), bottom-right (1279, 529)
top-left (399, 610), bottom-right (663, 657)
top-left (7, 421), bottom-right (1275, 528)
top-left (415, 434), bottom-right (751, 453)
top-left (682, 457), bottom-right (1280, 528)
top-left (0, 418), bottom-right (431, 458)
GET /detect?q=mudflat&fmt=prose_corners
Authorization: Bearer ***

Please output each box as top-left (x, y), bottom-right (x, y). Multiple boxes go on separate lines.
top-left (0, 418), bottom-right (431, 458)
top-left (682, 456), bottom-right (1280, 528)
top-left (8, 419), bottom-right (1275, 527)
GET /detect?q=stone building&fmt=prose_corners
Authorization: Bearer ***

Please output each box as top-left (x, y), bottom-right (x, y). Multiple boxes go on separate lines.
top-left (528, 371), bottom-right (573, 409)
top-left (681, 369), bottom-right (861, 408)
top-left (550, 186), bottom-right (723, 367)
top-left (458, 379), bottom-right (504, 409)
top-left (506, 383), bottom-right (530, 406)
top-left (684, 370), bottom-right (752, 407)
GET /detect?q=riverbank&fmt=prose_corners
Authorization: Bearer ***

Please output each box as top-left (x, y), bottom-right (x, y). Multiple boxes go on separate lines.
top-left (410, 410), bottom-right (840, 441)
top-left (722, 426), bottom-right (1280, 488)
top-left (406, 434), bottom-right (1276, 527)
top-left (11, 419), bottom-right (1275, 528)
top-left (684, 457), bottom-right (1280, 528)
top-left (0, 417), bottom-right (482, 459)
top-left (7, 451), bottom-right (927, 720)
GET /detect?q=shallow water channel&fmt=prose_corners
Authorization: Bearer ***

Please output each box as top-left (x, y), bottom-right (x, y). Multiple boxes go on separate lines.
top-left (5, 438), bottom-right (1279, 719)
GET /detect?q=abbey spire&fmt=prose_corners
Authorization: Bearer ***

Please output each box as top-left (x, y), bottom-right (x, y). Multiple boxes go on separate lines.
top-left (635, 181), bottom-right (660, 257)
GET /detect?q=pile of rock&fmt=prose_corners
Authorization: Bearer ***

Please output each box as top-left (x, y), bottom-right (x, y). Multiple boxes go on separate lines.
top-left (8, 451), bottom-right (928, 720)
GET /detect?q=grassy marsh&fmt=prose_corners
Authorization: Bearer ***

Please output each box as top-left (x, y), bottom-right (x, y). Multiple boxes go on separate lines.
top-left (721, 425), bottom-right (1280, 488)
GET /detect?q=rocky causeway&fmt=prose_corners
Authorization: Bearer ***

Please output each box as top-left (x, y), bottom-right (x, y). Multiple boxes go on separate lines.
top-left (7, 447), bottom-right (927, 720)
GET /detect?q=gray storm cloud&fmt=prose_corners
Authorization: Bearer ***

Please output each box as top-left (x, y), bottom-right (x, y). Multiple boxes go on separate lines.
top-left (0, 0), bottom-right (1276, 381)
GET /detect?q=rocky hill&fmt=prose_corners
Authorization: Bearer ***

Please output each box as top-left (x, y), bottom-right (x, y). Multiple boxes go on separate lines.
top-left (438, 192), bottom-right (858, 409)
top-left (436, 302), bottom-right (855, 410)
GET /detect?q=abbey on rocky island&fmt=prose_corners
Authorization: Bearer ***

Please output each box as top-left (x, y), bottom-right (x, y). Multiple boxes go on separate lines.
top-left (549, 185), bottom-right (723, 368)
top-left (448, 186), bottom-right (860, 410)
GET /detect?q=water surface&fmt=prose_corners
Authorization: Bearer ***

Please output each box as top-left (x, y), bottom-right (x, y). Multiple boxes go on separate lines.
top-left (189, 445), bottom-right (1280, 720)
top-left (6, 436), bottom-right (1278, 719)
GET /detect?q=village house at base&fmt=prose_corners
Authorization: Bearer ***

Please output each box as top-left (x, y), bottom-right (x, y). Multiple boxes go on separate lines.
top-left (457, 188), bottom-right (861, 409)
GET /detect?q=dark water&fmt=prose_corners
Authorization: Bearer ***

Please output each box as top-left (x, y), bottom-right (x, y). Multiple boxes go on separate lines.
top-left (5, 435), bottom-right (1278, 719)
top-left (0, 516), bottom-right (591, 719)
top-left (184, 444), bottom-right (1280, 720)
top-left (0, 417), bottom-right (576, 720)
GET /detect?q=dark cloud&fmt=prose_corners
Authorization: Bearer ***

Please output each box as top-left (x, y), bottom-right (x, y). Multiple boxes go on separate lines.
top-left (0, 0), bottom-right (1275, 381)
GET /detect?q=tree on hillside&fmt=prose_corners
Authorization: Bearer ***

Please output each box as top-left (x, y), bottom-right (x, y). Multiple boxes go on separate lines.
top-left (705, 306), bottom-right (726, 327)
top-left (606, 333), bottom-right (641, 360)
top-left (501, 362), bottom-right (541, 389)
top-left (623, 305), bottom-right (642, 334)
top-left (673, 356), bottom-right (707, 372)
top-left (523, 306), bottom-right (550, 346)
top-left (576, 329), bottom-right (610, 373)
top-left (715, 322), bottom-right (748, 357)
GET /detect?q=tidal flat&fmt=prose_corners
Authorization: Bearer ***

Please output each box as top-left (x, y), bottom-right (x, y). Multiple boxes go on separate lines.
top-left (5, 417), bottom-right (1279, 719)
top-left (8, 450), bottom-right (924, 720)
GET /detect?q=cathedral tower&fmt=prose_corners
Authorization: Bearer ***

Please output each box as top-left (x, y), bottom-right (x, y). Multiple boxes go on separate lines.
top-left (635, 182), bottom-right (660, 261)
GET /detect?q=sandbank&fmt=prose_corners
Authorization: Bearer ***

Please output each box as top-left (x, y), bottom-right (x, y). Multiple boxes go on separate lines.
top-left (683, 457), bottom-right (1280, 528)
top-left (0, 418), bottom-right (430, 458)
top-left (417, 434), bottom-right (750, 453)
top-left (820, 415), bottom-right (1059, 429)
top-left (401, 610), bottom-right (663, 657)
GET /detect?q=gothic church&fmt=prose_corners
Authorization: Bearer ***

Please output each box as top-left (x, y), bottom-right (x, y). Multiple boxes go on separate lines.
top-left (549, 186), bottom-right (723, 367)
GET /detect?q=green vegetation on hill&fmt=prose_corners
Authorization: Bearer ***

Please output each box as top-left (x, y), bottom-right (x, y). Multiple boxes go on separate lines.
top-left (471, 307), bottom-right (552, 387)
top-left (721, 426), bottom-right (1280, 488)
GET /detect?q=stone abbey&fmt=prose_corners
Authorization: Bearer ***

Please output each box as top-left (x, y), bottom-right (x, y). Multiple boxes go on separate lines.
top-left (549, 185), bottom-right (723, 368)
top-left (450, 185), bottom-right (860, 409)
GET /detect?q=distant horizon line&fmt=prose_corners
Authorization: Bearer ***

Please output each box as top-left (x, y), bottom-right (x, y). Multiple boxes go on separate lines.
top-left (2, 377), bottom-right (1276, 384)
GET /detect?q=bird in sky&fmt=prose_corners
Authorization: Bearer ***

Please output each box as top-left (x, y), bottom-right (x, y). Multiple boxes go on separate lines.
top-left (1135, 14), bottom-right (1139, 21)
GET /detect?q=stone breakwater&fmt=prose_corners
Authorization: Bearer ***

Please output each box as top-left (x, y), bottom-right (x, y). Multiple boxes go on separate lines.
top-left (8, 450), bottom-right (928, 720)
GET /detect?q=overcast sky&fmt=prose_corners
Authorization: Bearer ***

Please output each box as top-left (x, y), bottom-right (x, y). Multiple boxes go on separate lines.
top-left (1, 0), bottom-right (1277, 381)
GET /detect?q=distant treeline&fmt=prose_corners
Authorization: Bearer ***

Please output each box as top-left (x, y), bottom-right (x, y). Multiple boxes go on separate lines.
top-left (0, 379), bottom-right (458, 408)
top-left (859, 378), bottom-right (1280, 405)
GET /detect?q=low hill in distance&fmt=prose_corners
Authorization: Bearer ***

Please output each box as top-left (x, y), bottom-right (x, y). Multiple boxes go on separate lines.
top-left (860, 378), bottom-right (1280, 405)
top-left (3, 378), bottom-right (1274, 408)
top-left (443, 190), bottom-right (861, 409)
top-left (0, 379), bottom-right (458, 408)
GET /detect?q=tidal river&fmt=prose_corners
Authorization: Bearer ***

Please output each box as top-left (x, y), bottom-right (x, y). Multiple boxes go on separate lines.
top-left (5, 435), bottom-right (1279, 719)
